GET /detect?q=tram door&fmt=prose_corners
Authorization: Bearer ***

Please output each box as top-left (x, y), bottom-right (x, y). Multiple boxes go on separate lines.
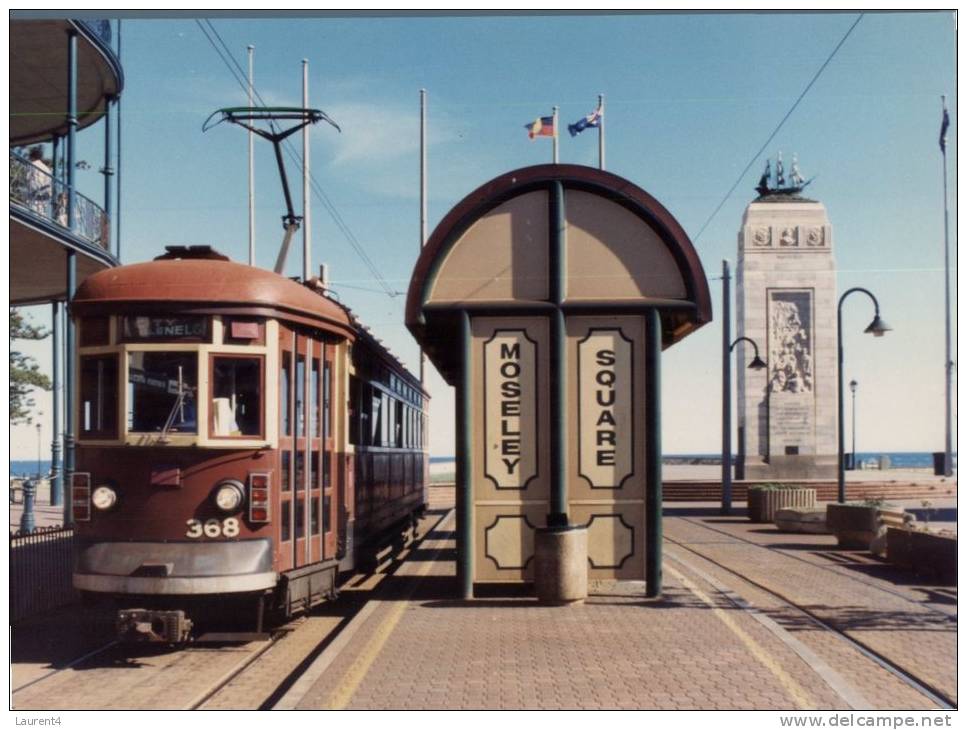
top-left (279, 332), bottom-right (295, 573)
top-left (279, 329), bottom-right (318, 569)
top-left (321, 344), bottom-right (338, 559)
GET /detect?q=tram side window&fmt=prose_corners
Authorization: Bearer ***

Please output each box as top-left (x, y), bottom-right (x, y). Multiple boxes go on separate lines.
top-left (323, 361), bottom-right (332, 439)
top-left (349, 375), bottom-right (361, 446)
top-left (310, 497), bottom-right (319, 535)
top-left (80, 355), bottom-right (118, 438)
top-left (211, 356), bottom-right (262, 437)
top-left (371, 390), bottom-right (383, 446)
top-left (311, 358), bottom-right (319, 438)
top-left (295, 499), bottom-right (305, 539)
top-left (128, 352), bottom-right (197, 433)
top-left (296, 355), bottom-right (306, 437)
top-left (381, 392), bottom-right (390, 446)
top-left (281, 352), bottom-right (291, 437)
top-left (281, 500), bottom-right (291, 542)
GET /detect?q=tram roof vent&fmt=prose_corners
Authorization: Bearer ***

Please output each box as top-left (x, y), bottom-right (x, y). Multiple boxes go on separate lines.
top-left (154, 245), bottom-right (231, 262)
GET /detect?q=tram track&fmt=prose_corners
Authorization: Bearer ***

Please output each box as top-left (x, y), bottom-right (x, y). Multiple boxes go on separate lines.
top-left (194, 507), bottom-right (452, 710)
top-left (663, 521), bottom-right (956, 709)
top-left (675, 515), bottom-right (957, 618)
top-left (10, 509), bottom-right (449, 711)
top-left (11, 639), bottom-right (119, 695)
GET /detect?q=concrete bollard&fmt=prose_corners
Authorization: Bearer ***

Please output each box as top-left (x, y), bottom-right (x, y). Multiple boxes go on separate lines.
top-left (534, 525), bottom-right (588, 604)
top-left (19, 479), bottom-right (36, 534)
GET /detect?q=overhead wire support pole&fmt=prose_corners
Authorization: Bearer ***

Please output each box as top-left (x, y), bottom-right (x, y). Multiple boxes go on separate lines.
top-left (302, 59), bottom-right (311, 283)
top-left (420, 88), bottom-right (428, 387)
top-left (598, 93), bottom-right (605, 171)
top-left (248, 45), bottom-right (255, 266)
top-left (552, 105), bottom-right (559, 164)
top-left (721, 260), bottom-right (732, 515)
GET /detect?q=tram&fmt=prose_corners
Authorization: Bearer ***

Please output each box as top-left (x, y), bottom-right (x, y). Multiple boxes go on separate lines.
top-left (69, 246), bottom-right (428, 642)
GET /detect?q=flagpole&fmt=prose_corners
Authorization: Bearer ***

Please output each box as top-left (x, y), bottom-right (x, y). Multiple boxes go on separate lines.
top-left (598, 93), bottom-right (605, 170)
top-left (552, 106), bottom-right (559, 164)
top-left (247, 45), bottom-right (255, 266)
top-left (940, 94), bottom-right (953, 476)
top-left (420, 88), bottom-right (428, 388)
top-left (302, 59), bottom-right (310, 283)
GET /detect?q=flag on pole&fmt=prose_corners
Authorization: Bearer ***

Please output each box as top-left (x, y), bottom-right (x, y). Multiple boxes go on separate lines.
top-left (568, 103), bottom-right (603, 137)
top-left (525, 115), bottom-right (556, 139)
top-left (940, 105), bottom-right (950, 152)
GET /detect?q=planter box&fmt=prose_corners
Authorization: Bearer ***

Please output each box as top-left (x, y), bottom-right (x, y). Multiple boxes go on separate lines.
top-left (826, 503), bottom-right (907, 550)
top-left (774, 507), bottom-right (829, 534)
top-left (887, 527), bottom-right (957, 583)
top-left (747, 488), bottom-right (816, 523)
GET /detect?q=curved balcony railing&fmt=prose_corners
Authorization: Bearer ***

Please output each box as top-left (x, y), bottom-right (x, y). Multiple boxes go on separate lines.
top-left (77, 20), bottom-right (112, 48)
top-left (10, 151), bottom-right (110, 251)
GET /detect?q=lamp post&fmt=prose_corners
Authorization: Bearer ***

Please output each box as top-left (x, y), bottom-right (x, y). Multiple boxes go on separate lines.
top-left (838, 288), bottom-right (890, 503)
top-left (849, 379), bottom-right (858, 471)
top-left (35, 419), bottom-right (42, 480)
top-left (722, 335), bottom-right (767, 515)
top-left (722, 259), bottom-right (769, 515)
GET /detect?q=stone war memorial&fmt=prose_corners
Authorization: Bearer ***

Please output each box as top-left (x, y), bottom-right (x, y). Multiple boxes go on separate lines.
top-left (737, 154), bottom-right (837, 479)
top-left (406, 164), bottom-right (711, 598)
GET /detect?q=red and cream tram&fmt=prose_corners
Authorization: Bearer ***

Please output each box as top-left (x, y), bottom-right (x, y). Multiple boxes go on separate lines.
top-left (69, 246), bottom-right (428, 641)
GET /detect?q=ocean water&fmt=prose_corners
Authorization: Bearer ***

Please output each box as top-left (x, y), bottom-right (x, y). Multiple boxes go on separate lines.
top-left (12, 452), bottom-right (955, 477)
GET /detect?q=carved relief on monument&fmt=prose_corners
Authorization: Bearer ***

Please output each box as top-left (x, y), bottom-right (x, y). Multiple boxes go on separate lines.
top-left (778, 226), bottom-right (799, 247)
top-left (751, 226), bottom-right (772, 247)
top-left (768, 291), bottom-right (813, 394)
top-left (805, 226), bottom-right (825, 247)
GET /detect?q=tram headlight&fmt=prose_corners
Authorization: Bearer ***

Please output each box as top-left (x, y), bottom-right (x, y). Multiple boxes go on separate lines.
top-left (213, 480), bottom-right (245, 513)
top-left (91, 485), bottom-right (118, 511)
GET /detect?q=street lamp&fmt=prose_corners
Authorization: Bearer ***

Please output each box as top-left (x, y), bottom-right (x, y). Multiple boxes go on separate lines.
top-left (849, 379), bottom-right (858, 471)
top-left (35, 418), bottom-right (42, 480)
top-left (721, 259), bottom-right (770, 515)
top-left (838, 288), bottom-right (890, 503)
top-left (723, 335), bottom-right (767, 514)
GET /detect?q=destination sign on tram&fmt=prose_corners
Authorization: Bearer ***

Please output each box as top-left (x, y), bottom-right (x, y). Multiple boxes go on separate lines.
top-left (123, 316), bottom-right (208, 340)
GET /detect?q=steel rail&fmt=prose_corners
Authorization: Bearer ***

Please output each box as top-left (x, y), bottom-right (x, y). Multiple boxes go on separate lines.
top-left (664, 524), bottom-right (955, 709)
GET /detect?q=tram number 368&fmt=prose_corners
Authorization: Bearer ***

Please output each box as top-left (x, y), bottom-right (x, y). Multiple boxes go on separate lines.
top-left (185, 518), bottom-right (240, 538)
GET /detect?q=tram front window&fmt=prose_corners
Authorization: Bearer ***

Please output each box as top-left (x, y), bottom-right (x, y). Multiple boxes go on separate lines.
top-left (212, 356), bottom-right (262, 437)
top-left (128, 351), bottom-right (198, 433)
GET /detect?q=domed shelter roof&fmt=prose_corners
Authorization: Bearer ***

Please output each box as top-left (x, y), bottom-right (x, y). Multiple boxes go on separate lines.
top-left (406, 164), bottom-right (711, 383)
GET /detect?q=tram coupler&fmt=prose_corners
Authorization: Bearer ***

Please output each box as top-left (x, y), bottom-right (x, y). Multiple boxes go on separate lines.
top-left (116, 608), bottom-right (193, 643)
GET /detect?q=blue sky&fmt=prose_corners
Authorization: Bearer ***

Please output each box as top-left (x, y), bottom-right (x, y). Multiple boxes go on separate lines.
top-left (11, 11), bottom-right (958, 458)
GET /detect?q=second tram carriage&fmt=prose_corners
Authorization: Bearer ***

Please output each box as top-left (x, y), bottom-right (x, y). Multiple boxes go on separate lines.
top-left (69, 246), bottom-right (429, 641)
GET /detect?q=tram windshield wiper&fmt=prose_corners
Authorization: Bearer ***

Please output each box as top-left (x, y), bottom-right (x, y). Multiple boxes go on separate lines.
top-left (160, 385), bottom-right (195, 443)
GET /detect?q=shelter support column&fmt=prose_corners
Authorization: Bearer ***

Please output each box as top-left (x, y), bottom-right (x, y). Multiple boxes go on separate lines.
top-left (457, 310), bottom-right (473, 599)
top-left (548, 181), bottom-right (567, 526)
top-left (645, 308), bottom-right (662, 597)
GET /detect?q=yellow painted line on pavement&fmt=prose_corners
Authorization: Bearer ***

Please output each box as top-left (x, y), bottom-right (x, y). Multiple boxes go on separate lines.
top-left (666, 563), bottom-right (815, 710)
top-left (321, 512), bottom-right (452, 710)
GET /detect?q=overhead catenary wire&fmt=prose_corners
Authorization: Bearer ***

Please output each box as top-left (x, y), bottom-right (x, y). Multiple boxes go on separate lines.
top-left (195, 19), bottom-right (401, 299)
top-left (692, 13), bottom-right (864, 244)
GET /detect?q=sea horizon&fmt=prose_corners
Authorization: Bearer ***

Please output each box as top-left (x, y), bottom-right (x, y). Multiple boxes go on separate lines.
top-left (11, 451), bottom-right (956, 478)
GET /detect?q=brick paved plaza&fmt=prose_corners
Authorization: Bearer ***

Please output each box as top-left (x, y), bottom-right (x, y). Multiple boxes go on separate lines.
top-left (276, 494), bottom-right (956, 711)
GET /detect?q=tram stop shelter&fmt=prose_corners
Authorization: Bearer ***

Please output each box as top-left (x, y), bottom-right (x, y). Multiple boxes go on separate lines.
top-left (406, 165), bottom-right (711, 598)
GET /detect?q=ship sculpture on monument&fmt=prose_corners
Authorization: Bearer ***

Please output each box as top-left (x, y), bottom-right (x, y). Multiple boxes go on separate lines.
top-left (755, 152), bottom-right (813, 199)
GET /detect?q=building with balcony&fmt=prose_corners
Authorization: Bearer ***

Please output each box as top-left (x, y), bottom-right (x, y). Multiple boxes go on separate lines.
top-left (10, 17), bottom-right (124, 511)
